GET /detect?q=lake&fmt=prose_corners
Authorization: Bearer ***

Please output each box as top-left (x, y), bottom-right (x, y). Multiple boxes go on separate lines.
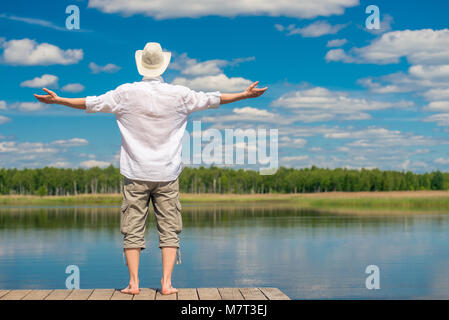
top-left (1, 204), bottom-right (448, 299)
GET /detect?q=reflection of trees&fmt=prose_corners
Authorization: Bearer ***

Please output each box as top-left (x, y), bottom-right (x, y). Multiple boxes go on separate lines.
top-left (0, 206), bottom-right (434, 233)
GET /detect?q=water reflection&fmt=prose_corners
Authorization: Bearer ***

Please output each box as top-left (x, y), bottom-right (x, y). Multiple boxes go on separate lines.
top-left (0, 205), bottom-right (448, 299)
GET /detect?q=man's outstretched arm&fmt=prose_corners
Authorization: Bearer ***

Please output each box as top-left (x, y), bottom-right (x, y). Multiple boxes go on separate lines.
top-left (220, 81), bottom-right (268, 104)
top-left (34, 88), bottom-right (86, 110)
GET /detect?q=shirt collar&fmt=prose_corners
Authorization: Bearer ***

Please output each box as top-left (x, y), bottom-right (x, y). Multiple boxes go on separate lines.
top-left (142, 75), bottom-right (164, 83)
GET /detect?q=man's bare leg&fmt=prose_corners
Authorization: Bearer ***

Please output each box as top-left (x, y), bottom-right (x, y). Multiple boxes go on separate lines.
top-left (121, 248), bottom-right (141, 295)
top-left (160, 247), bottom-right (178, 295)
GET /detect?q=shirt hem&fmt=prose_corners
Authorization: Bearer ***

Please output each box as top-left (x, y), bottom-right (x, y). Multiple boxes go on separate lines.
top-left (120, 168), bottom-right (182, 182)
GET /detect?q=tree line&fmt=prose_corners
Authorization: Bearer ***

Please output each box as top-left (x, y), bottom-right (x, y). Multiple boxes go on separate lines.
top-left (0, 165), bottom-right (447, 196)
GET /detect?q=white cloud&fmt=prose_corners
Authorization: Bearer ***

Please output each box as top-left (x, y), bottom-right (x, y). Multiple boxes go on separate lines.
top-left (80, 160), bottom-right (111, 168)
top-left (327, 38), bottom-right (347, 47)
top-left (274, 24), bottom-right (284, 32)
top-left (1, 38), bottom-right (83, 65)
top-left (324, 126), bottom-right (440, 148)
top-left (0, 13), bottom-right (66, 31)
top-left (280, 21), bottom-right (347, 37)
top-left (422, 101), bottom-right (449, 112)
top-left (326, 29), bottom-right (449, 65)
top-left (1, 101), bottom-right (48, 112)
top-left (89, 62), bottom-right (121, 74)
top-left (325, 48), bottom-right (355, 63)
top-left (359, 64), bottom-right (449, 99)
top-left (423, 113), bottom-right (449, 126)
top-left (88, 0), bottom-right (359, 19)
top-left (0, 138), bottom-right (90, 168)
top-left (271, 86), bottom-right (413, 122)
top-left (272, 123), bottom-right (444, 172)
top-left (181, 59), bottom-right (228, 76)
top-left (20, 74), bottom-right (58, 88)
top-left (409, 64), bottom-right (449, 80)
top-left (14, 102), bottom-right (47, 112)
top-left (50, 138), bottom-right (88, 147)
top-left (169, 53), bottom-right (254, 76)
top-left (365, 13), bottom-right (393, 35)
top-left (48, 161), bottom-right (71, 168)
top-left (423, 88), bottom-right (449, 101)
top-left (279, 137), bottom-right (308, 149)
top-left (435, 158), bottom-right (449, 165)
top-left (173, 73), bottom-right (252, 92)
top-left (233, 106), bottom-right (274, 117)
top-left (281, 155), bottom-right (309, 162)
top-left (61, 83), bottom-right (85, 92)
top-left (201, 110), bottom-right (280, 124)
top-left (0, 141), bottom-right (57, 154)
top-left (0, 115), bottom-right (11, 124)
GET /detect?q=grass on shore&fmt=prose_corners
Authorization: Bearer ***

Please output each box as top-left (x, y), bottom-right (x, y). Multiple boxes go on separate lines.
top-left (0, 191), bottom-right (448, 211)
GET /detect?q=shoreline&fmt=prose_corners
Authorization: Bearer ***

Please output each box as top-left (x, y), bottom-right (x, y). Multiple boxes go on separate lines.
top-left (0, 191), bottom-right (448, 211)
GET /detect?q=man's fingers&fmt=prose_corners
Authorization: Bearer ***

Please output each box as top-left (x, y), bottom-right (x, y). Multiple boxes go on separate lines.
top-left (254, 87), bottom-right (268, 92)
top-left (248, 81), bottom-right (259, 90)
top-left (42, 88), bottom-right (55, 96)
top-left (34, 93), bottom-right (51, 103)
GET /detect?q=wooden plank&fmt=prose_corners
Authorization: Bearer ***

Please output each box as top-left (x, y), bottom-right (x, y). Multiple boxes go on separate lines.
top-left (0, 290), bottom-right (11, 299)
top-left (66, 289), bottom-right (94, 300)
top-left (177, 288), bottom-right (198, 300)
top-left (197, 288), bottom-right (221, 300)
top-left (22, 290), bottom-right (52, 300)
top-left (259, 287), bottom-right (290, 300)
top-left (239, 288), bottom-right (267, 300)
top-left (111, 289), bottom-right (134, 300)
top-left (155, 290), bottom-right (177, 300)
top-left (218, 288), bottom-right (244, 300)
top-left (45, 289), bottom-right (73, 300)
top-left (0, 287), bottom-right (289, 301)
top-left (133, 288), bottom-right (157, 300)
top-left (1, 290), bottom-right (32, 300)
top-left (88, 289), bottom-right (115, 300)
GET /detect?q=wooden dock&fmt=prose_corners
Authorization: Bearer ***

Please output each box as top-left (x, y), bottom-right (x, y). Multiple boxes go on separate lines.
top-left (0, 287), bottom-right (290, 300)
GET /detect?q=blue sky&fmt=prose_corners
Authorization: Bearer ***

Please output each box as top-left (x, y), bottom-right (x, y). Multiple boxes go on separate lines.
top-left (1, 0), bottom-right (449, 172)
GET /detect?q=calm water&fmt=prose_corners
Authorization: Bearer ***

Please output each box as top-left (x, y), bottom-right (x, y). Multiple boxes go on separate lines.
top-left (0, 204), bottom-right (448, 299)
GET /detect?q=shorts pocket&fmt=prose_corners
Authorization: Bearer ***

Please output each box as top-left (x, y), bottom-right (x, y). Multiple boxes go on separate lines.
top-left (175, 198), bottom-right (182, 233)
top-left (120, 199), bottom-right (130, 235)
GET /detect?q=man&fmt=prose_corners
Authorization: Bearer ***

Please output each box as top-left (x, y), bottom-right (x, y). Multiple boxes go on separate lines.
top-left (34, 42), bottom-right (267, 295)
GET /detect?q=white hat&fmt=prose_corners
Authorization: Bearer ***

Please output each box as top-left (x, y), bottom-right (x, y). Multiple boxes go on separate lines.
top-left (135, 42), bottom-right (171, 77)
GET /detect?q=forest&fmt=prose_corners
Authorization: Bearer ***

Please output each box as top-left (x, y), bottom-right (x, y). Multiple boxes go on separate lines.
top-left (0, 165), bottom-right (447, 196)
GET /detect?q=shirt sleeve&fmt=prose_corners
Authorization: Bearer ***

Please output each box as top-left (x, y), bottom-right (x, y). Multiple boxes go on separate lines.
top-left (182, 88), bottom-right (221, 114)
top-left (85, 88), bottom-right (122, 114)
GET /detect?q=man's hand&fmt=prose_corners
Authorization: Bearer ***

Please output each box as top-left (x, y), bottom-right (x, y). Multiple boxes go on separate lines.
top-left (220, 81), bottom-right (268, 104)
top-left (244, 81), bottom-right (268, 98)
top-left (34, 88), bottom-right (60, 104)
top-left (33, 88), bottom-right (86, 110)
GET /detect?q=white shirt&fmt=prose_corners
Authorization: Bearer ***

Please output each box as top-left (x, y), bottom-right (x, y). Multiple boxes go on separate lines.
top-left (85, 76), bottom-right (221, 181)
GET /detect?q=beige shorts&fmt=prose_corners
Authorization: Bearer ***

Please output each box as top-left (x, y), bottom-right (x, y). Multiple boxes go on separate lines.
top-left (120, 176), bottom-right (182, 250)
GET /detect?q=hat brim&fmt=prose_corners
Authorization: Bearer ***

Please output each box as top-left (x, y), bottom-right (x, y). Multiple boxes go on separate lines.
top-left (135, 50), bottom-right (171, 77)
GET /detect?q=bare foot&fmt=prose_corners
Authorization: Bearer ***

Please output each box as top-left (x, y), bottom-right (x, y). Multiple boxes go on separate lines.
top-left (121, 283), bottom-right (140, 295)
top-left (160, 286), bottom-right (178, 295)
top-left (161, 278), bottom-right (178, 295)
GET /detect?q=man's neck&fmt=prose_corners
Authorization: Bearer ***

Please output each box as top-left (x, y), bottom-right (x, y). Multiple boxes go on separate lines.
top-left (142, 75), bottom-right (164, 83)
